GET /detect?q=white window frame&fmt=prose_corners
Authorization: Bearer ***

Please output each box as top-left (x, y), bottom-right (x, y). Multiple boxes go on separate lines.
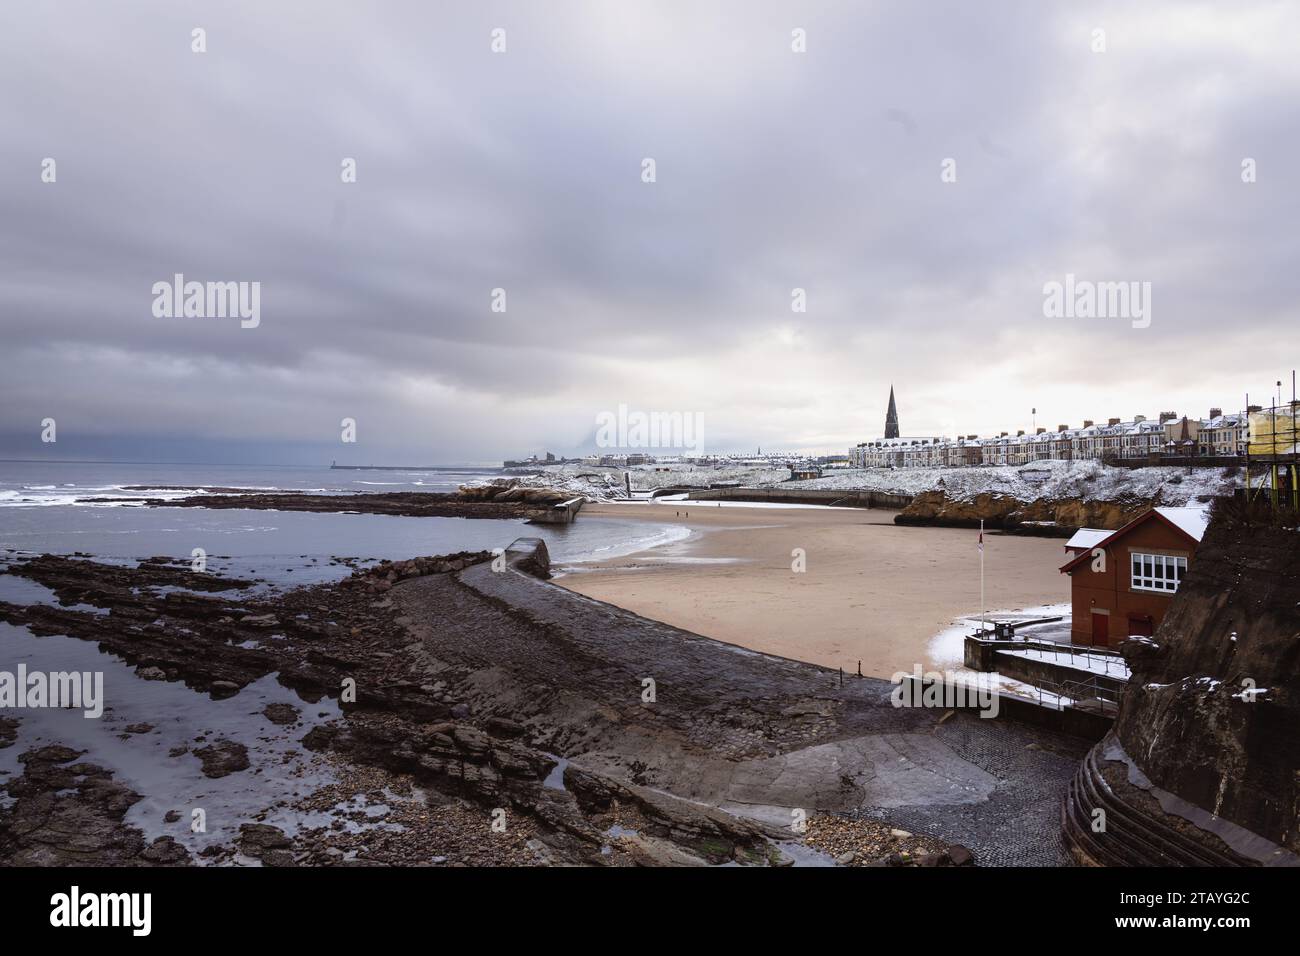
top-left (1130, 551), bottom-right (1187, 593)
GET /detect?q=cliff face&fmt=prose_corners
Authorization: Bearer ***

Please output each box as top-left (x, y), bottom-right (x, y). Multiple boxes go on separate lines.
top-left (896, 490), bottom-right (1152, 531)
top-left (1115, 506), bottom-right (1300, 854)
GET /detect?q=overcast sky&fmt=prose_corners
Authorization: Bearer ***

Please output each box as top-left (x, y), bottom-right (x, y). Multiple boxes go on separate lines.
top-left (2, 1), bottom-right (1297, 465)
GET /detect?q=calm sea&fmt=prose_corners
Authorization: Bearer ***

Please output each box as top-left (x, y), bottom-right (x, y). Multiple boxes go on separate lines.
top-left (0, 460), bottom-right (686, 586)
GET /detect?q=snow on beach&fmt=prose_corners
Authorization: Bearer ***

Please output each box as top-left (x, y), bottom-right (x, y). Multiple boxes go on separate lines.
top-left (925, 604), bottom-right (1127, 709)
top-left (472, 459), bottom-right (1240, 507)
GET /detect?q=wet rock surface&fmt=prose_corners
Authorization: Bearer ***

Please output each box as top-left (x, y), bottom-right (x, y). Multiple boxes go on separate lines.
top-left (193, 739), bottom-right (251, 778)
top-left (0, 745), bottom-right (190, 866)
top-left (1, 539), bottom-right (1086, 866)
top-left (97, 490), bottom-right (552, 521)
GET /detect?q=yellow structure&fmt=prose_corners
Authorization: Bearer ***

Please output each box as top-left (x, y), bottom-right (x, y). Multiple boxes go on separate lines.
top-left (1247, 403), bottom-right (1300, 456)
top-left (1246, 402), bottom-right (1300, 508)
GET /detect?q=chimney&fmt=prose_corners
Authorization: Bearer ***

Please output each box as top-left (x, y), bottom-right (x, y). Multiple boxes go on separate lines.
top-left (1158, 411), bottom-right (1177, 423)
top-left (1036, 427), bottom-right (1046, 434)
top-left (1108, 417), bottom-right (1121, 426)
top-left (967, 434), bottom-right (977, 440)
top-left (1247, 404), bottom-right (1262, 413)
top-left (1016, 430), bottom-right (1025, 437)
top-left (1057, 424), bottom-right (1068, 433)
top-left (1209, 407), bottom-right (1222, 419)
top-left (1083, 420), bottom-right (1094, 428)
top-left (1000, 431), bottom-right (1008, 437)
top-left (1133, 415), bottom-right (1145, 423)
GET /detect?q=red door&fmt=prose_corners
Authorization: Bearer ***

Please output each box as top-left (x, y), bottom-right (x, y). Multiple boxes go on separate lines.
top-left (1091, 612), bottom-right (1109, 648)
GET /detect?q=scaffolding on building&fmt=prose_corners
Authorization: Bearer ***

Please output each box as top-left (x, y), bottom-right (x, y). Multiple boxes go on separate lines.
top-left (1244, 372), bottom-right (1300, 511)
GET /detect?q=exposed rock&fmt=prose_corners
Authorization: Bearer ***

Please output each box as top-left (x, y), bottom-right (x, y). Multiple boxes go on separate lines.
top-left (193, 738), bottom-right (250, 778)
top-left (486, 717), bottom-right (526, 739)
top-left (120, 490), bottom-right (548, 521)
top-left (1117, 502), bottom-right (1300, 854)
top-left (209, 680), bottom-right (241, 699)
top-left (142, 836), bottom-right (190, 863)
top-left (239, 823), bottom-right (292, 852)
top-left (262, 702), bottom-right (300, 726)
top-left (0, 745), bottom-right (188, 866)
top-left (897, 489), bottom-right (1152, 532)
top-left (947, 844), bottom-right (974, 866)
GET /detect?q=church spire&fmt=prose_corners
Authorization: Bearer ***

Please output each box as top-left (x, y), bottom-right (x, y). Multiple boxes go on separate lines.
top-left (885, 386), bottom-right (899, 439)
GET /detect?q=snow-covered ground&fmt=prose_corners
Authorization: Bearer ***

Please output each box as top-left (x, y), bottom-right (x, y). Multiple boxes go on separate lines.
top-left (471, 459), bottom-right (1240, 506)
top-left (467, 463), bottom-right (791, 499)
top-left (998, 645), bottom-right (1131, 680)
top-left (928, 604), bottom-right (1074, 668)
top-left (775, 459), bottom-right (1237, 506)
top-left (926, 603), bottom-right (1129, 709)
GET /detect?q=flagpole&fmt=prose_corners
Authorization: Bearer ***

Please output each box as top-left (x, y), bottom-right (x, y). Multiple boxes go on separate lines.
top-left (979, 519), bottom-right (985, 634)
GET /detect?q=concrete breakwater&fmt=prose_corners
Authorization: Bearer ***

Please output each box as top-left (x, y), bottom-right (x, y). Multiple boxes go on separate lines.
top-left (427, 537), bottom-right (1093, 865)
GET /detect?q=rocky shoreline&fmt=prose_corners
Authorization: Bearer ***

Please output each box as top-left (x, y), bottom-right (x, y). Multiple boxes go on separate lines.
top-left (81, 489), bottom-right (569, 522)
top-left (0, 539), bottom-right (1087, 866)
top-left (894, 489), bottom-right (1159, 533)
top-left (75, 472), bottom-right (1216, 537)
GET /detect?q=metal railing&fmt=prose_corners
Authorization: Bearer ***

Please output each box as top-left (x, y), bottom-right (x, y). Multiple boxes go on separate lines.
top-left (974, 623), bottom-right (1131, 679)
top-left (1017, 672), bottom-right (1122, 711)
top-left (1003, 640), bottom-right (1131, 679)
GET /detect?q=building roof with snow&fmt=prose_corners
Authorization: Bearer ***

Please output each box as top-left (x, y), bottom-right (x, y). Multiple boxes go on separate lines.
top-left (1153, 505), bottom-right (1211, 543)
top-left (1060, 505), bottom-right (1211, 573)
top-left (1065, 528), bottom-right (1111, 551)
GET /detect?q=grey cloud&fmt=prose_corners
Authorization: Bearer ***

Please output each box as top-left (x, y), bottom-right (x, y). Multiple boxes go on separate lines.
top-left (1, 0), bottom-right (1297, 462)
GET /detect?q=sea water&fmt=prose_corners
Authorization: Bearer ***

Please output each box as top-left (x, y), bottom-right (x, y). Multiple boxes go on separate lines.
top-left (0, 460), bottom-right (686, 861)
top-left (0, 460), bottom-right (686, 584)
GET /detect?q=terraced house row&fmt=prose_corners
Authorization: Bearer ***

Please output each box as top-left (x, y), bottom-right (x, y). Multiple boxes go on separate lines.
top-left (849, 408), bottom-right (1253, 469)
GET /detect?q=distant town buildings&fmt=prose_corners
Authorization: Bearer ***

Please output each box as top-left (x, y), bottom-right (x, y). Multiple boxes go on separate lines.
top-left (848, 389), bottom-right (1275, 469)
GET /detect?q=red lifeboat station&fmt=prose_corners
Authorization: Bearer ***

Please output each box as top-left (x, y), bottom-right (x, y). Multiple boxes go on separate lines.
top-left (1059, 506), bottom-right (1209, 648)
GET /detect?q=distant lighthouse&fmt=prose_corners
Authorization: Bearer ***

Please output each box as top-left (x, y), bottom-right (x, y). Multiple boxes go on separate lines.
top-left (884, 386), bottom-right (900, 439)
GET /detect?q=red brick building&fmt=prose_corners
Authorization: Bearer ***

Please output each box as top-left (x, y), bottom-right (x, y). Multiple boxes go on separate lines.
top-left (1059, 507), bottom-right (1208, 648)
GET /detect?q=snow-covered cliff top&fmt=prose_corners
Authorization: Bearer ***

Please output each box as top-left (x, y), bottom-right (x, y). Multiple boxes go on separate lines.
top-left (467, 459), bottom-right (1241, 506)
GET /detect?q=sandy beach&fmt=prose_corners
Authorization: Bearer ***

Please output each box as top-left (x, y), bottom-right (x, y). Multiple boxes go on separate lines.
top-left (557, 502), bottom-right (1072, 678)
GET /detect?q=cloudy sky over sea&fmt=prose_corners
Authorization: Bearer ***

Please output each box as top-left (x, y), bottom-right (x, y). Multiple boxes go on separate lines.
top-left (3, 1), bottom-right (1297, 464)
